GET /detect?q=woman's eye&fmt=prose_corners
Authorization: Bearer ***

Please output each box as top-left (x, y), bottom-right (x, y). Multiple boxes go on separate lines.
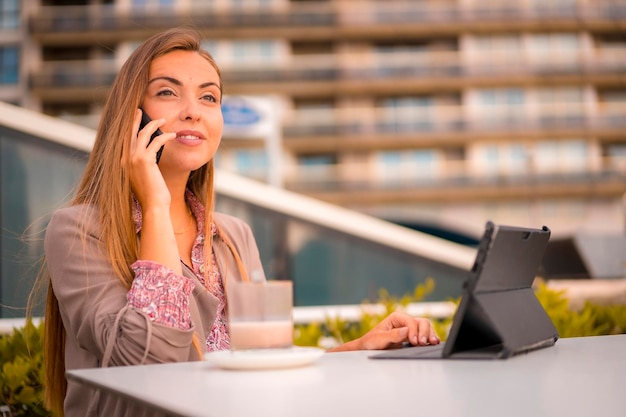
top-left (156, 90), bottom-right (174, 97)
top-left (202, 94), bottom-right (217, 103)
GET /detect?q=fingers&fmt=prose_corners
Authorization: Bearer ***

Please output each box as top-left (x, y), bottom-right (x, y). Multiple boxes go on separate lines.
top-left (133, 112), bottom-right (174, 165)
top-left (354, 312), bottom-right (439, 351)
top-left (124, 109), bottom-right (143, 166)
top-left (359, 326), bottom-right (408, 350)
top-left (384, 312), bottom-right (440, 347)
top-left (410, 317), bottom-right (441, 346)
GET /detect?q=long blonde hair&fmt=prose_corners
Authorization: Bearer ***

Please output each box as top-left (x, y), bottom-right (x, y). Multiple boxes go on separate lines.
top-left (39, 27), bottom-right (248, 416)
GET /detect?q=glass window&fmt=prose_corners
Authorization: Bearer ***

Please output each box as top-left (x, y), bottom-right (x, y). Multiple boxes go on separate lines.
top-left (483, 145), bottom-right (499, 175)
top-left (473, 35), bottom-right (522, 66)
top-left (381, 97), bottom-right (433, 131)
top-left (130, 0), bottom-right (174, 9)
top-left (479, 143), bottom-right (530, 177)
top-left (536, 87), bottom-right (583, 103)
top-left (0, 47), bottom-right (19, 84)
top-left (0, 0), bottom-right (19, 30)
top-left (474, 88), bottom-right (525, 126)
top-left (299, 154), bottom-right (336, 167)
top-left (201, 41), bottom-right (219, 57)
top-left (376, 149), bottom-right (438, 182)
top-left (296, 153), bottom-right (337, 184)
top-left (231, 40), bottom-right (278, 64)
top-left (509, 143), bottom-right (527, 174)
top-left (230, 0), bottom-right (277, 8)
top-left (234, 148), bottom-right (268, 179)
top-left (536, 87), bottom-right (584, 123)
top-left (476, 88), bottom-right (525, 106)
top-left (527, 33), bottom-right (580, 69)
top-left (534, 140), bottom-right (587, 174)
top-left (200, 39), bottom-right (281, 69)
top-left (1, 131), bottom-right (88, 318)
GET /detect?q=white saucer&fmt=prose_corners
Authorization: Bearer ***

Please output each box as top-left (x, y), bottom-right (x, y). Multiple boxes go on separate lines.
top-left (204, 346), bottom-right (325, 371)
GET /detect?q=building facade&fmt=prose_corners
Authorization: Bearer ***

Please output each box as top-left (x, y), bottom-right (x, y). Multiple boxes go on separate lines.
top-left (2, 0), bottom-right (625, 243)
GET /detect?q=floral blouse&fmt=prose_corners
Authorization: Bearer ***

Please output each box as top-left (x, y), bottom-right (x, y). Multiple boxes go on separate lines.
top-left (127, 190), bottom-right (230, 351)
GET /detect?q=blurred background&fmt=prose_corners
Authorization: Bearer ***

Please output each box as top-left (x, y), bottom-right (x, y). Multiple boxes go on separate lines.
top-left (1, 0), bottom-right (625, 318)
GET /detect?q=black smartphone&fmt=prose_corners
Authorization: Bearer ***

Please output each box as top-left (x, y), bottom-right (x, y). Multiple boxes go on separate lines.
top-left (139, 108), bottom-right (164, 164)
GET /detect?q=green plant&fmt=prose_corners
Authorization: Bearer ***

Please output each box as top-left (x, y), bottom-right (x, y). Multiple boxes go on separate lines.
top-left (534, 282), bottom-right (626, 337)
top-left (294, 278), bottom-right (454, 347)
top-left (0, 319), bottom-right (49, 416)
top-left (295, 280), bottom-right (626, 348)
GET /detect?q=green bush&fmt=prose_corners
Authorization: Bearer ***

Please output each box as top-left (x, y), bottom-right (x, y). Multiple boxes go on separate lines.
top-left (534, 281), bottom-right (626, 337)
top-left (295, 278), bottom-right (454, 347)
top-left (295, 280), bottom-right (626, 348)
top-left (0, 319), bottom-right (48, 416)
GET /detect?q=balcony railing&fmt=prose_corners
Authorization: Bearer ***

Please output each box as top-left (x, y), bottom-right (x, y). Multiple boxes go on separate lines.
top-left (29, 1), bottom-right (626, 35)
top-left (281, 102), bottom-right (626, 140)
top-left (284, 157), bottom-right (626, 205)
top-left (29, 3), bottom-right (335, 33)
top-left (29, 47), bottom-right (626, 90)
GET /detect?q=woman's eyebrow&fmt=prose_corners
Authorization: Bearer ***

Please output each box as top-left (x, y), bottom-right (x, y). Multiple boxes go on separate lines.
top-left (148, 76), bottom-right (220, 90)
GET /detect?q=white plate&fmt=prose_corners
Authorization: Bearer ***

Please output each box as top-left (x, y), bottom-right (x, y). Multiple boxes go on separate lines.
top-left (204, 347), bottom-right (325, 371)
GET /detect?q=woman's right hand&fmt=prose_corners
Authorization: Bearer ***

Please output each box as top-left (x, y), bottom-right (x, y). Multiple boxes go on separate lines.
top-left (128, 109), bottom-right (175, 210)
top-left (128, 109), bottom-right (182, 273)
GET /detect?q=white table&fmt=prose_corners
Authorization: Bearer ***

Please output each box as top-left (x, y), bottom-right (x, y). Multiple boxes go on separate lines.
top-left (66, 334), bottom-right (625, 417)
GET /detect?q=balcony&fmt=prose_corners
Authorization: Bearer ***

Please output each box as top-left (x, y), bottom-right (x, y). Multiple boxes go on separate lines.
top-left (29, 47), bottom-right (626, 100)
top-left (281, 102), bottom-right (626, 152)
top-left (28, 1), bottom-right (626, 45)
top-left (278, 102), bottom-right (626, 204)
top-left (283, 161), bottom-right (626, 206)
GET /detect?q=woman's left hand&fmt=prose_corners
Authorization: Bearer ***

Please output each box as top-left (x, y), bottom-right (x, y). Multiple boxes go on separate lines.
top-left (328, 311), bottom-right (440, 352)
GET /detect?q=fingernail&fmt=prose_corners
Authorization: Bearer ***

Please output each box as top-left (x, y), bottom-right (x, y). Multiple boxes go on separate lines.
top-left (413, 335), bottom-right (418, 344)
top-left (421, 336), bottom-right (428, 345)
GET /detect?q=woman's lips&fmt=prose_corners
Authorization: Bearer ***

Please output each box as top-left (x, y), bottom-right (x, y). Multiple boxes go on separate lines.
top-left (176, 130), bottom-right (204, 145)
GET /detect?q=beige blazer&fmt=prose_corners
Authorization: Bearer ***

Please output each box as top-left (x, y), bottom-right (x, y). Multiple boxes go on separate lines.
top-left (44, 204), bottom-right (266, 417)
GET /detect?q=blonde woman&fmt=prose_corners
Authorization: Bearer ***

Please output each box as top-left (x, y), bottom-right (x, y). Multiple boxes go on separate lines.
top-left (40, 27), bottom-right (440, 417)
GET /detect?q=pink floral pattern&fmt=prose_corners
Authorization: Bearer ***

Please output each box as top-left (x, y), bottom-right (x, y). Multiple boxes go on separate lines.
top-left (129, 190), bottom-right (230, 351)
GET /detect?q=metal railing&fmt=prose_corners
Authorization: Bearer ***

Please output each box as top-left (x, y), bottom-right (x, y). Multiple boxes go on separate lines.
top-left (282, 159), bottom-right (626, 195)
top-left (28, 1), bottom-right (626, 34)
top-left (29, 48), bottom-right (626, 89)
top-left (281, 102), bottom-right (626, 138)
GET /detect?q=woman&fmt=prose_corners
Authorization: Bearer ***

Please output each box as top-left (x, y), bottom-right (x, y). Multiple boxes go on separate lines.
top-left (41, 27), bottom-right (440, 417)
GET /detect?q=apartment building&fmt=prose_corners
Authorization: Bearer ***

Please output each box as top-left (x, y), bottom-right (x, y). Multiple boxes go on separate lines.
top-left (3, 0), bottom-right (626, 247)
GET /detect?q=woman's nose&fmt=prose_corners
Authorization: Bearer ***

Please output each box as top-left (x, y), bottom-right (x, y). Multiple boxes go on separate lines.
top-left (180, 100), bottom-right (201, 121)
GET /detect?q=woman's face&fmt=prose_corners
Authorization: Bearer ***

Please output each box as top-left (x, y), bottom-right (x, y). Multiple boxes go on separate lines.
top-left (141, 50), bottom-right (223, 173)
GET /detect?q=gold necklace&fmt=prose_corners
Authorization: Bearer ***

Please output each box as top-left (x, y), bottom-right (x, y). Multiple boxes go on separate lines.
top-left (174, 209), bottom-right (194, 235)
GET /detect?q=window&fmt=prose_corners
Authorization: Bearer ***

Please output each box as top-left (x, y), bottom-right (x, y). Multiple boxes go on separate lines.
top-left (0, 47), bottom-right (18, 84)
top-left (473, 88), bottom-right (525, 127)
top-left (376, 149), bottom-right (439, 183)
top-left (527, 33), bottom-right (580, 70)
top-left (299, 154), bottom-right (336, 167)
top-left (0, 0), bottom-right (19, 30)
top-left (130, 0), bottom-right (175, 10)
top-left (534, 140), bottom-right (588, 174)
top-left (479, 143), bottom-right (529, 178)
top-left (297, 153), bottom-right (337, 183)
top-left (529, 0), bottom-right (577, 13)
top-left (536, 87), bottom-right (584, 124)
top-left (472, 35), bottom-right (523, 71)
top-left (205, 40), bottom-right (283, 68)
top-left (605, 144), bottom-right (626, 172)
top-left (234, 149), bottom-right (268, 179)
top-left (380, 97), bottom-right (433, 132)
top-left (232, 40), bottom-right (277, 64)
